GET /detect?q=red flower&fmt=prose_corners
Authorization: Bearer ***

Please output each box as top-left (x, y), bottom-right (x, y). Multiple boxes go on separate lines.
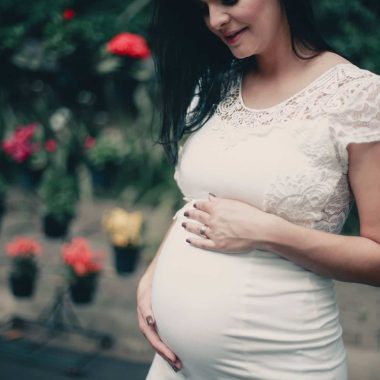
top-left (45, 139), bottom-right (57, 153)
top-left (2, 123), bottom-right (40, 163)
top-left (6, 236), bottom-right (43, 258)
top-left (84, 136), bottom-right (96, 149)
top-left (63, 8), bottom-right (76, 21)
top-left (106, 33), bottom-right (151, 59)
top-left (62, 238), bottom-right (104, 277)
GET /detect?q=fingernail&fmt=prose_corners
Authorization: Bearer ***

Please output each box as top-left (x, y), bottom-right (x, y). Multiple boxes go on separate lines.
top-left (184, 211), bottom-right (189, 217)
top-left (193, 203), bottom-right (197, 208)
top-left (186, 239), bottom-right (191, 244)
top-left (181, 222), bottom-right (186, 228)
top-left (208, 192), bottom-right (216, 197)
top-left (169, 363), bottom-right (180, 372)
top-left (168, 360), bottom-right (180, 372)
top-left (146, 316), bottom-right (154, 325)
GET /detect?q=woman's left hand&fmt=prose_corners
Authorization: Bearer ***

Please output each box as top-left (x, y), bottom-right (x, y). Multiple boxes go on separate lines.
top-left (182, 193), bottom-right (279, 253)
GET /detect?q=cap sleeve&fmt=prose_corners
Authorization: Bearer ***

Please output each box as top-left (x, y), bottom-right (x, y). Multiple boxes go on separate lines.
top-left (331, 73), bottom-right (380, 172)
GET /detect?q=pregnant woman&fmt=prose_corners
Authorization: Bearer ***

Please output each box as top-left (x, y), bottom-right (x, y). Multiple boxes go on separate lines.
top-left (137, 0), bottom-right (380, 378)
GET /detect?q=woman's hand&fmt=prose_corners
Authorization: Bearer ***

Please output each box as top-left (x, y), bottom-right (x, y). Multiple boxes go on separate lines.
top-left (182, 193), bottom-right (279, 253)
top-left (136, 274), bottom-right (182, 372)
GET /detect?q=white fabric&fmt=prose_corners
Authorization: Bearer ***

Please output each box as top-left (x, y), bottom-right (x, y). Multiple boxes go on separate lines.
top-left (146, 63), bottom-right (380, 379)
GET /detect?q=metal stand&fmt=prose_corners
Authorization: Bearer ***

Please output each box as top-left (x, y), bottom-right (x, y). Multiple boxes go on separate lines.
top-left (0, 285), bottom-right (114, 377)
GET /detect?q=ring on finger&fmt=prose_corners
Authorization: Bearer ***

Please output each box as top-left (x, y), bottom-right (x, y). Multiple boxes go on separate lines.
top-left (199, 225), bottom-right (210, 239)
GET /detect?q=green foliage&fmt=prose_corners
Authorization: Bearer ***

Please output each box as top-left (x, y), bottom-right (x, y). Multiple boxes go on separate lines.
top-left (0, 174), bottom-right (6, 201)
top-left (85, 130), bottom-right (129, 170)
top-left (38, 168), bottom-right (77, 219)
top-left (314, 0), bottom-right (380, 72)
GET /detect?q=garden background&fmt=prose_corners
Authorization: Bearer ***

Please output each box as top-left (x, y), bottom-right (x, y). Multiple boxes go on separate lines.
top-left (0, 1), bottom-right (380, 379)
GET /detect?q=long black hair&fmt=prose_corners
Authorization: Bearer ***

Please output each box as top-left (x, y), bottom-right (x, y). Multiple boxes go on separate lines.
top-left (149, 0), bottom-right (339, 165)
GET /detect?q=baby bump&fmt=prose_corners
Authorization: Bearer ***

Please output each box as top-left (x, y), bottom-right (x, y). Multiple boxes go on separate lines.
top-left (151, 220), bottom-right (342, 370)
top-left (151, 221), bottom-right (250, 363)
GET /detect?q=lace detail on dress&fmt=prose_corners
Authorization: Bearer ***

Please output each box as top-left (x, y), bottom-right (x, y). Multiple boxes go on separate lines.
top-left (258, 64), bottom-right (379, 232)
top-left (325, 73), bottom-right (380, 173)
top-left (174, 63), bottom-right (380, 234)
top-left (211, 63), bottom-right (379, 151)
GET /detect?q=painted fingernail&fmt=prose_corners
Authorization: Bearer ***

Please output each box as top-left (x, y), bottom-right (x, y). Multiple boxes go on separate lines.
top-left (186, 239), bottom-right (191, 244)
top-left (168, 362), bottom-right (180, 372)
top-left (193, 203), bottom-right (197, 208)
top-left (146, 316), bottom-right (154, 325)
top-left (208, 192), bottom-right (216, 197)
top-left (181, 222), bottom-right (187, 228)
top-left (184, 211), bottom-right (189, 217)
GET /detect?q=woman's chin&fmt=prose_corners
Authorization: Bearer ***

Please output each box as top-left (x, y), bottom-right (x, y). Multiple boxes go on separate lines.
top-left (230, 48), bottom-right (257, 60)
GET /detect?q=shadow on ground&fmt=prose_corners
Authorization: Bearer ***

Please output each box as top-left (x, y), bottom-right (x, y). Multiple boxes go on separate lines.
top-left (0, 336), bottom-right (150, 380)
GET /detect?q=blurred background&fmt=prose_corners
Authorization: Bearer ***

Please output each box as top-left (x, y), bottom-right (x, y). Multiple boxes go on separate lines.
top-left (0, 0), bottom-right (379, 379)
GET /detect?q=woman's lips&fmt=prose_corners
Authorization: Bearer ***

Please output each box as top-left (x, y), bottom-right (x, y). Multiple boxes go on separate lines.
top-left (225, 27), bottom-right (248, 45)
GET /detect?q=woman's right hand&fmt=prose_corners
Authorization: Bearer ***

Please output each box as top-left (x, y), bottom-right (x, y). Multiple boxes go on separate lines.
top-left (137, 274), bottom-right (183, 372)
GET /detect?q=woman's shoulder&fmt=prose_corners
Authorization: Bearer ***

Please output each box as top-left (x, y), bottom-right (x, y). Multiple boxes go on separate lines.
top-left (313, 51), bottom-right (379, 82)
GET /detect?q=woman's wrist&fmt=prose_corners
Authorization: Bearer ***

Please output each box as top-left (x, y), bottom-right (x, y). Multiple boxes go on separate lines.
top-left (253, 213), bottom-right (287, 251)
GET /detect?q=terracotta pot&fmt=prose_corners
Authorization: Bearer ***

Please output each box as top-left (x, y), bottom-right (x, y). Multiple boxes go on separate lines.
top-left (113, 245), bottom-right (140, 274)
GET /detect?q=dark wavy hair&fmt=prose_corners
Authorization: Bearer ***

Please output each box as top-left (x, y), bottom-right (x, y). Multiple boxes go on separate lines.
top-left (149, 0), bottom-right (339, 165)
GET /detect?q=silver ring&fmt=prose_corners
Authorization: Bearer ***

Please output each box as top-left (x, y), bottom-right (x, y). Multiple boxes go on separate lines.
top-left (200, 225), bottom-right (209, 238)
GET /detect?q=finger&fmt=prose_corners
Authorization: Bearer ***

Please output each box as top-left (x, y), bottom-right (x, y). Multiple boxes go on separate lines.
top-left (186, 237), bottom-right (218, 250)
top-left (137, 307), bottom-right (180, 364)
top-left (193, 200), bottom-right (214, 213)
top-left (182, 222), bottom-right (210, 238)
top-left (184, 209), bottom-right (210, 224)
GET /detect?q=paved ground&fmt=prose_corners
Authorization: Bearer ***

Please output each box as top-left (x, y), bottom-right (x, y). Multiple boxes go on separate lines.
top-left (0, 187), bottom-right (379, 379)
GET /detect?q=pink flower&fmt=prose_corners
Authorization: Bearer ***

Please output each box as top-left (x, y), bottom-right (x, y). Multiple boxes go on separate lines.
top-left (45, 139), bottom-right (57, 153)
top-left (62, 237), bottom-right (104, 277)
top-left (2, 123), bottom-right (40, 163)
top-left (5, 237), bottom-right (43, 258)
top-left (106, 33), bottom-right (151, 59)
top-left (63, 8), bottom-right (76, 21)
top-left (84, 136), bottom-right (96, 149)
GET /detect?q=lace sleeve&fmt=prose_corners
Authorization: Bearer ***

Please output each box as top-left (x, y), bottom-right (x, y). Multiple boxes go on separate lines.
top-left (331, 73), bottom-right (380, 172)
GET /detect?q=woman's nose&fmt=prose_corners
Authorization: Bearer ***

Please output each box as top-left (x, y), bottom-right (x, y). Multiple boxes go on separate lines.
top-left (207, 5), bottom-right (230, 30)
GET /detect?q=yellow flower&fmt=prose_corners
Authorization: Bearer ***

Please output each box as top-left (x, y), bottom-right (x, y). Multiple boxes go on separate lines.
top-left (102, 208), bottom-right (143, 247)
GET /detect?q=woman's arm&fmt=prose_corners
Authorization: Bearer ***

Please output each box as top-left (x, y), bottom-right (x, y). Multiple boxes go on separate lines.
top-left (184, 142), bottom-right (380, 287)
top-left (262, 141), bottom-right (380, 286)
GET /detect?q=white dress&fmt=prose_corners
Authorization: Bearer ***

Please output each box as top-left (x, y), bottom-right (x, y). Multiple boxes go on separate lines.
top-left (145, 63), bottom-right (380, 380)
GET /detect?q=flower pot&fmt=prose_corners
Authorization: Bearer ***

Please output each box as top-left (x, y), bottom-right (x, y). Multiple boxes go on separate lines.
top-left (69, 274), bottom-right (98, 304)
top-left (89, 163), bottom-right (119, 195)
top-left (8, 273), bottom-right (37, 298)
top-left (43, 214), bottom-right (72, 239)
top-left (113, 245), bottom-right (140, 274)
top-left (0, 202), bottom-right (4, 234)
top-left (18, 165), bottom-right (44, 190)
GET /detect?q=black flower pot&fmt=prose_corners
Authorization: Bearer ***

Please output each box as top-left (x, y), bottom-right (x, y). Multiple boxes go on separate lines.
top-left (90, 163), bottom-right (119, 196)
top-left (18, 165), bottom-right (44, 190)
top-left (9, 273), bottom-right (37, 298)
top-left (43, 214), bottom-right (72, 239)
top-left (0, 202), bottom-right (4, 234)
top-left (113, 245), bottom-right (140, 274)
top-left (69, 275), bottom-right (98, 305)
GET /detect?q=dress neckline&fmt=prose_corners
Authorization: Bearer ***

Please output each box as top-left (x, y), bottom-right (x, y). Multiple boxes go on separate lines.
top-left (238, 63), bottom-right (355, 113)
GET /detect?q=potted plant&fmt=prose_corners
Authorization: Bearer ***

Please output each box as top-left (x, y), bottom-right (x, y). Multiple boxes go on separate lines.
top-left (0, 175), bottom-right (6, 233)
top-left (38, 168), bottom-right (77, 238)
top-left (102, 208), bottom-right (144, 274)
top-left (5, 236), bottom-right (42, 298)
top-left (84, 129), bottom-right (128, 195)
top-left (61, 237), bottom-right (104, 305)
top-left (2, 123), bottom-right (48, 189)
